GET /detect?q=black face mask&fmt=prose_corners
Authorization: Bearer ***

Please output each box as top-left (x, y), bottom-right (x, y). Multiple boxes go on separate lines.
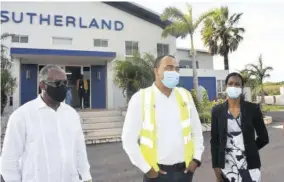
top-left (46, 85), bottom-right (67, 102)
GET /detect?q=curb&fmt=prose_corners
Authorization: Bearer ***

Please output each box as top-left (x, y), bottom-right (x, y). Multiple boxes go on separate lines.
top-left (85, 138), bottom-right (122, 145)
top-left (264, 116), bottom-right (273, 125)
top-left (202, 123), bottom-right (211, 132)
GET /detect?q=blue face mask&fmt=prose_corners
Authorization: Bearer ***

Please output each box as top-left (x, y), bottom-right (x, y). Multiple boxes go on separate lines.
top-left (226, 87), bottom-right (242, 99)
top-left (161, 71), bottom-right (180, 89)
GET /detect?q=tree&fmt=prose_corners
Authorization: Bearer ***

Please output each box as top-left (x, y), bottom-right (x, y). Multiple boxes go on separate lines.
top-left (240, 69), bottom-right (259, 101)
top-left (246, 55), bottom-right (273, 103)
top-left (160, 4), bottom-right (215, 91)
top-left (113, 52), bottom-right (155, 102)
top-left (1, 33), bottom-right (17, 115)
top-left (201, 6), bottom-right (245, 70)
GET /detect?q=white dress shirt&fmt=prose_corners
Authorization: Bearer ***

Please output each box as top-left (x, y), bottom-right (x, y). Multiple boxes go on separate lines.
top-left (1, 95), bottom-right (92, 182)
top-left (122, 85), bottom-right (205, 174)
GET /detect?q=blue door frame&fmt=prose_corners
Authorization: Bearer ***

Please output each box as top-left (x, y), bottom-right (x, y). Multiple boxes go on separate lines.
top-left (179, 76), bottom-right (217, 101)
top-left (20, 64), bottom-right (38, 105)
top-left (91, 65), bottom-right (107, 109)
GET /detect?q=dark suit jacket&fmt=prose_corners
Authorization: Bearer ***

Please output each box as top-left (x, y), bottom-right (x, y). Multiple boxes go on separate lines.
top-left (210, 100), bottom-right (269, 169)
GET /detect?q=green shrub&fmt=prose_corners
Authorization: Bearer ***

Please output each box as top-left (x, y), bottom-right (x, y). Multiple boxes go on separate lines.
top-left (190, 89), bottom-right (215, 123)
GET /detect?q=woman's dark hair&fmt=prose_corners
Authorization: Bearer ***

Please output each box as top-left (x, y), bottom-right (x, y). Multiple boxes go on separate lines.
top-left (225, 72), bottom-right (244, 87)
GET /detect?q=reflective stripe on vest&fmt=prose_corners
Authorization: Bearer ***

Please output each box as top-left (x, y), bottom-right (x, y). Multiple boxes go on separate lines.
top-left (139, 86), bottom-right (194, 171)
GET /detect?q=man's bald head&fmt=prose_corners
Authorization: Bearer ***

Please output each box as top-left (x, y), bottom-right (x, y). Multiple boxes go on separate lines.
top-left (154, 55), bottom-right (179, 83)
top-left (154, 55), bottom-right (176, 68)
top-left (39, 65), bottom-right (66, 83)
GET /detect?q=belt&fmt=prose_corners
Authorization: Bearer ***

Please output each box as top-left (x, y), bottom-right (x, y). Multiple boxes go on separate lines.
top-left (158, 162), bottom-right (186, 172)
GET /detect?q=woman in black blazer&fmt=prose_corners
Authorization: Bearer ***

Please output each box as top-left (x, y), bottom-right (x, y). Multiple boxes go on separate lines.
top-left (211, 72), bottom-right (269, 182)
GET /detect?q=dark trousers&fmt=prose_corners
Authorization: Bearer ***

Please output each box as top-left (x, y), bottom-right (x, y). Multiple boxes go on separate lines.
top-left (143, 163), bottom-right (194, 182)
top-left (78, 90), bottom-right (85, 109)
top-left (143, 171), bottom-right (194, 182)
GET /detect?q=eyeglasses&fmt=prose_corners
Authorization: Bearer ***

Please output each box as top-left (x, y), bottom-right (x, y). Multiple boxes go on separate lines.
top-left (44, 80), bottom-right (68, 87)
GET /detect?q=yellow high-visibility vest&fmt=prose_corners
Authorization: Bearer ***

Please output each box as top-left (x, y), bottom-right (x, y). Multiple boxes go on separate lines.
top-left (139, 86), bottom-right (194, 172)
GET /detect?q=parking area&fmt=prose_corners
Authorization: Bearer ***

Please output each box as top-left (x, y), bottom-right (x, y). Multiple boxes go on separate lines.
top-left (87, 121), bottom-right (284, 182)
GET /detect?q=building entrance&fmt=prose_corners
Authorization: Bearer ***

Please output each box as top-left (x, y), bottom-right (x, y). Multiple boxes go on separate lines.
top-left (38, 65), bottom-right (91, 109)
top-left (66, 66), bottom-right (90, 109)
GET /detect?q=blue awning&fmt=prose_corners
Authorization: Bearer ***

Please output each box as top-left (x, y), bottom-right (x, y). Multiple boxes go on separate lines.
top-left (10, 47), bottom-right (116, 58)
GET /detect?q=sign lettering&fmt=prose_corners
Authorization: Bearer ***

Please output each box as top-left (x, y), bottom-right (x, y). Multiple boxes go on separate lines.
top-left (0, 10), bottom-right (124, 31)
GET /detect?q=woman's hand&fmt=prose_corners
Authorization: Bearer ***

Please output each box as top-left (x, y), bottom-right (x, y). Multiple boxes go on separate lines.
top-left (214, 168), bottom-right (224, 182)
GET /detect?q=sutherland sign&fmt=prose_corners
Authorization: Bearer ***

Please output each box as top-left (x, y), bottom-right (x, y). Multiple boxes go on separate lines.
top-left (0, 10), bottom-right (124, 31)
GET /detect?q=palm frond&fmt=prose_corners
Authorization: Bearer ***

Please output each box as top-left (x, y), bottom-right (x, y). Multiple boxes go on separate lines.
top-left (193, 9), bottom-right (216, 30)
top-left (161, 21), bottom-right (189, 38)
top-left (263, 66), bottom-right (273, 72)
top-left (200, 6), bottom-right (245, 68)
top-left (161, 6), bottom-right (188, 23)
top-left (230, 13), bottom-right (243, 24)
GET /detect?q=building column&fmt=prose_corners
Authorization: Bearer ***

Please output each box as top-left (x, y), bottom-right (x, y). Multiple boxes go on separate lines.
top-left (107, 61), bottom-right (114, 109)
top-left (11, 57), bottom-right (21, 110)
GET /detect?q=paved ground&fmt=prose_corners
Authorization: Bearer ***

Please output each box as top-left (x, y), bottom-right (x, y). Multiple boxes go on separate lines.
top-left (1, 111), bottom-right (283, 181)
top-left (88, 122), bottom-right (284, 182)
top-left (267, 111), bottom-right (284, 123)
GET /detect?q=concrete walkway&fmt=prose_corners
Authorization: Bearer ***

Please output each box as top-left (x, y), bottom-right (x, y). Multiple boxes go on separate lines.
top-left (87, 124), bottom-right (284, 182)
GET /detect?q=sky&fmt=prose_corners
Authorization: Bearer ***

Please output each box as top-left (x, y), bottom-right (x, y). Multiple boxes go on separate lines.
top-left (134, 0), bottom-right (284, 82)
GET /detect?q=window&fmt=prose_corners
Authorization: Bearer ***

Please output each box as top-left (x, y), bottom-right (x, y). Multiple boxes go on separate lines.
top-left (11, 35), bottom-right (29, 43)
top-left (94, 39), bottom-right (108, 47)
top-left (125, 41), bottom-right (139, 56)
top-left (157, 43), bottom-right (169, 57)
top-left (52, 37), bottom-right (72, 45)
top-left (179, 60), bottom-right (199, 69)
top-left (217, 80), bottom-right (226, 93)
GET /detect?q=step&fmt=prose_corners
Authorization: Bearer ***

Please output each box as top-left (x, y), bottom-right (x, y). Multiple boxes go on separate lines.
top-left (82, 116), bottom-right (124, 123)
top-left (85, 135), bottom-right (121, 141)
top-left (79, 110), bottom-right (122, 118)
top-left (85, 135), bottom-right (122, 144)
top-left (82, 122), bottom-right (123, 130)
top-left (83, 128), bottom-right (122, 139)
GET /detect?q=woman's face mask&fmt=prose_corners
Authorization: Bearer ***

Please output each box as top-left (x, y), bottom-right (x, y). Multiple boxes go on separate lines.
top-left (226, 86), bottom-right (242, 99)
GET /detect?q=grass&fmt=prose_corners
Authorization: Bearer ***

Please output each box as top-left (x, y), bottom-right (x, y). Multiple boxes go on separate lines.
top-left (263, 83), bottom-right (283, 95)
top-left (262, 105), bottom-right (284, 112)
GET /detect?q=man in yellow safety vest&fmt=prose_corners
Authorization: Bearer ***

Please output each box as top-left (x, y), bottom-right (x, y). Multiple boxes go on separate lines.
top-left (122, 55), bottom-right (205, 182)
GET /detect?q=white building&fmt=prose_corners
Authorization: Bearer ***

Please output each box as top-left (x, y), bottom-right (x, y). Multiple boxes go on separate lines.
top-left (176, 48), bottom-right (229, 100)
top-left (1, 2), bottom-right (228, 110)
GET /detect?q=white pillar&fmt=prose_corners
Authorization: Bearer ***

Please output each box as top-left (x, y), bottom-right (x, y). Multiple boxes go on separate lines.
top-left (280, 87), bottom-right (284, 95)
top-left (107, 61), bottom-right (114, 109)
top-left (11, 57), bottom-right (21, 110)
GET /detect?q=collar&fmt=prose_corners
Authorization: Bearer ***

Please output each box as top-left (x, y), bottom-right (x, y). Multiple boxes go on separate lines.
top-left (152, 83), bottom-right (175, 97)
top-left (35, 95), bottom-right (66, 110)
top-left (35, 95), bottom-right (48, 109)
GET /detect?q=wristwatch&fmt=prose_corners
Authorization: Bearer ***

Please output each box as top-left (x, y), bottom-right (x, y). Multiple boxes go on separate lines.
top-left (193, 158), bottom-right (202, 167)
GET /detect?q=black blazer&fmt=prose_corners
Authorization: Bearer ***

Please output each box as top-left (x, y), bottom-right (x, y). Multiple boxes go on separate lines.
top-left (210, 100), bottom-right (269, 169)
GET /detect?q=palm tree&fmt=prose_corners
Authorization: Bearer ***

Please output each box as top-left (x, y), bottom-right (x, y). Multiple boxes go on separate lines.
top-left (160, 4), bottom-right (215, 91)
top-left (201, 6), bottom-right (245, 70)
top-left (1, 33), bottom-right (16, 115)
top-left (246, 55), bottom-right (273, 103)
top-left (113, 52), bottom-right (155, 102)
top-left (240, 69), bottom-right (259, 101)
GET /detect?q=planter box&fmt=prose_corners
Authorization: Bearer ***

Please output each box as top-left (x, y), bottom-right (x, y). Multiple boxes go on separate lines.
top-left (263, 116), bottom-right (272, 125)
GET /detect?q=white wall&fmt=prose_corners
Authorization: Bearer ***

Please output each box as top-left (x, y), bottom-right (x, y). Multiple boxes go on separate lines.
top-left (275, 95), bottom-right (284, 105)
top-left (1, 2), bottom-right (176, 58)
top-left (176, 49), bottom-right (214, 69)
top-left (1, 2), bottom-right (176, 109)
top-left (179, 69), bottom-right (229, 80)
top-left (280, 87), bottom-right (284, 95)
top-left (243, 87), bottom-right (252, 102)
top-left (257, 95), bottom-right (284, 106)
top-left (11, 58), bottom-right (21, 110)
